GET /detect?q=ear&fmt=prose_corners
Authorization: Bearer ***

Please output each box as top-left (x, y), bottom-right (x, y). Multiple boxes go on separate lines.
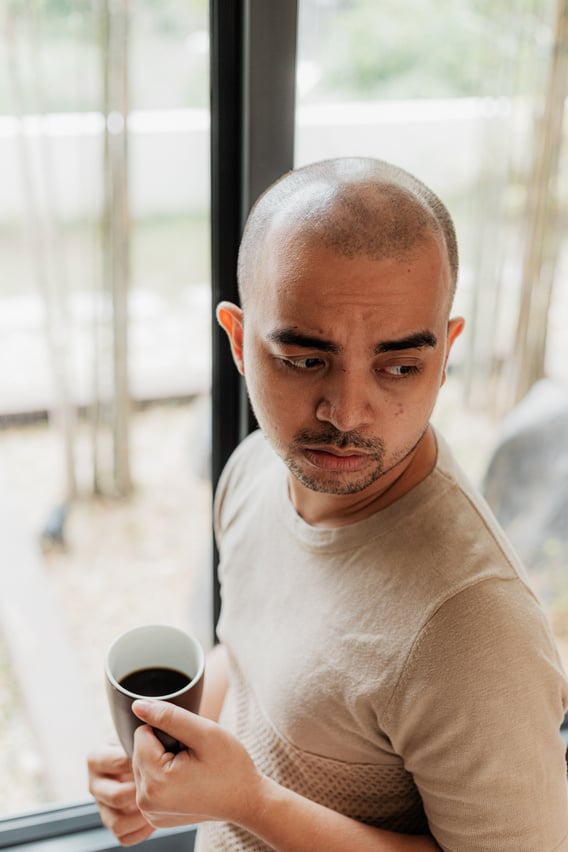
top-left (441, 316), bottom-right (465, 386)
top-left (216, 301), bottom-right (245, 375)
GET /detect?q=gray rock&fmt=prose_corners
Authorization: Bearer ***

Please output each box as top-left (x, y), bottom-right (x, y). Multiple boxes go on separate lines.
top-left (482, 379), bottom-right (568, 579)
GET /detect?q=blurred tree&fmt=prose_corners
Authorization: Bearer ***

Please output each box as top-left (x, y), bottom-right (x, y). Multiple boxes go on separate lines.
top-left (1, 0), bottom-right (209, 113)
top-left (301, 0), bottom-right (556, 101)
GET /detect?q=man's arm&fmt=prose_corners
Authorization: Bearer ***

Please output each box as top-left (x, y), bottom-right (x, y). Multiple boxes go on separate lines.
top-left (131, 700), bottom-right (439, 851)
top-left (243, 775), bottom-right (437, 852)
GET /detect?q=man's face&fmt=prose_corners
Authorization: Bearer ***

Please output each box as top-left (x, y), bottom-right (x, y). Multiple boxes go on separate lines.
top-left (220, 229), bottom-right (462, 505)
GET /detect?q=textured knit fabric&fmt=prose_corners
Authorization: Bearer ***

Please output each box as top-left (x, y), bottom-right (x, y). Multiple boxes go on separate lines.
top-left (196, 429), bottom-right (568, 852)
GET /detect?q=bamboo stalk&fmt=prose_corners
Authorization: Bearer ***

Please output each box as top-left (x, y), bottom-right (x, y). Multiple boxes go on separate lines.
top-left (111, 0), bottom-right (132, 496)
top-left (93, 0), bottom-right (132, 497)
top-left (508, 0), bottom-right (568, 407)
top-left (3, 2), bottom-right (78, 501)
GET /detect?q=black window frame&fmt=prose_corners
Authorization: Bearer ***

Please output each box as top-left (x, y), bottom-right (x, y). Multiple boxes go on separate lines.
top-left (0, 0), bottom-right (298, 847)
top-left (210, 0), bottom-right (298, 629)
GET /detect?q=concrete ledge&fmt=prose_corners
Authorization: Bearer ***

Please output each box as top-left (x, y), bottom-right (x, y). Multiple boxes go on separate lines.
top-left (0, 484), bottom-right (106, 801)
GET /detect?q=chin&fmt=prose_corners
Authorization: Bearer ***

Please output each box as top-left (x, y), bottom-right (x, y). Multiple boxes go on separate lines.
top-left (291, 466), bottom-right (384, 496)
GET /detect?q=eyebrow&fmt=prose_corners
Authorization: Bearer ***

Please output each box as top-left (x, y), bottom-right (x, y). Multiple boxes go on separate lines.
top-left (267, 329), bottom-right (340, 353)
top-left (266, 328), bottom-right (437, 354)
top-left (376, 331), bottom-right (437, 353)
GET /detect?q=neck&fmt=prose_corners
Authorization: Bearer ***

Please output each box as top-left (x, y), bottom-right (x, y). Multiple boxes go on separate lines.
top-left (288, 426), bottom-right (437, 528)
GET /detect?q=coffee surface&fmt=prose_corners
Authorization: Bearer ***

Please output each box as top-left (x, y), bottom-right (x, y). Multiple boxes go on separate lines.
top-left (119, 666), bottom-right (190, 696)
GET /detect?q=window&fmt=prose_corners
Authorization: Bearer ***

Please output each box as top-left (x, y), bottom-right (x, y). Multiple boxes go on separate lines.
top-left (0, 0), bottom-right (212, 839)
top-left (0, 802), bottom-right (195, 851)
top-left (2, 0), bottom-right (567, 846)
top-left (295, 0), bottom-right (568, 664)
top-left (0, 0), bottom-right (297, 845)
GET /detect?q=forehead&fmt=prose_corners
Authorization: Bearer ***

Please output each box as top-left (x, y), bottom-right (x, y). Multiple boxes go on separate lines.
top-left (253, 227), bottom-right (451, 332)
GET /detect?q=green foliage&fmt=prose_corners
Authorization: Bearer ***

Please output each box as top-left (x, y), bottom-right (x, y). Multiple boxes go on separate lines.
top-left (2, 0), bottom-right (558, 112)
top-left (301, 0), bottom-right (557, 101)
top-left (6, 0), bottom-right (94, 39)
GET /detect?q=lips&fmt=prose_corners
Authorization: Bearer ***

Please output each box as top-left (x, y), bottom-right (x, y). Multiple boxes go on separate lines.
top-left (303, 448), bottom-right (371, 472)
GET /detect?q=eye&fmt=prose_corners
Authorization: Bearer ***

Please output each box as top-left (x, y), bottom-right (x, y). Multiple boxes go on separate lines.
top-left (380, 364), bottom-right (420, 378)
top-left (280, 356), bottom-right (326, 371)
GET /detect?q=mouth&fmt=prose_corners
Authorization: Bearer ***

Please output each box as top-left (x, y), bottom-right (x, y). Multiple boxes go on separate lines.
top-left (303, 447), bottom-right (372, 472)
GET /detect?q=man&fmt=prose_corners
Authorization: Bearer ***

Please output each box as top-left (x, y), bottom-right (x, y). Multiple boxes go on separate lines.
top-left (88, 157), bottom-right (568, 850)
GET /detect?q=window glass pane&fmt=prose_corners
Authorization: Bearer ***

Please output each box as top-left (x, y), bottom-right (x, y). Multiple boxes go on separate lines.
top-left (296, 0), bottom-right (568, 657)
top-left (0, 0), bottom-right (212, 817)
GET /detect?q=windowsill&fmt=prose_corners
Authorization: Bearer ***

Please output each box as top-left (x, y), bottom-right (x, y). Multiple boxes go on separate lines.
top-left (0, 801), bottom-right (196, 850)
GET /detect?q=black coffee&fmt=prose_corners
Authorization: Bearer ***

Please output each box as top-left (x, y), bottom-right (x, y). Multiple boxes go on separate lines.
top-left (119, 666), bottom-right (191, 697)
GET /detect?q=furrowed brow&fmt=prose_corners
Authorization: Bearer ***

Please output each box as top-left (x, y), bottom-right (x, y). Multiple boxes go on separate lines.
top-left (266, 328), bottom-right (341, 354)
top-left (375, 331), bottom-right (437, 354)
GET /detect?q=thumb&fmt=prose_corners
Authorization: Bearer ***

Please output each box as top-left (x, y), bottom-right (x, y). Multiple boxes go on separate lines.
top-left (132, 699), bottom-right (207, 750)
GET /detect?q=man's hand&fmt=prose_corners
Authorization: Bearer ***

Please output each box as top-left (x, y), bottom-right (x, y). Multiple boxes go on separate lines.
top-left (87, 743), bottom-right (155, 847)
top-left (130, 700), bottom-right (439, 851)
top-left (131, 699), bottom-right (263, 828)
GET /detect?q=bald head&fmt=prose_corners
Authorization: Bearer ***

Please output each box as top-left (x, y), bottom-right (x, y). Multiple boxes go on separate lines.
top-left (237, 157), bottom-right (458, 309)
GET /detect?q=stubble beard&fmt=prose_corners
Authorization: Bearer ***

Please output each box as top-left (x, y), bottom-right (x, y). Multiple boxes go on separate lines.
top-left (284, 425), bottom-right (427, 496)
top-left (285, 427), bottom-right (387, 496)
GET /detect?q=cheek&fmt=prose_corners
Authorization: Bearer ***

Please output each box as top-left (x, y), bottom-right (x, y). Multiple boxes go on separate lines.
top-left (246, 369), bottom-right (317, 444)
top-left (387, 378), bottom-right (440, 425)
top-left (263, 378), bottom-right (306, 418)
top-left (245, 364), bottom-right (294, 425)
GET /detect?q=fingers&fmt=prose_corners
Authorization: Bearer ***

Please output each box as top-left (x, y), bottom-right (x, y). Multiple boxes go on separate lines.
top-left (90, 775), bottom-right (138, 811)
top-left (91, 772), bottom-right (154, 846)
top-left (116, 825), bottom-right (155, 847)
top-left (132, 699), bottom-right (209, 750)
top-left (132, 723), bottom-right (169, 764)
top-left (87, 745), bottom-right (134, 806)
top-left (87, 744), bottom-right (132, 779)
top-left (97, 802), bottom-right (154, 847)
top-left (88, 742), bottom-right (155, 846)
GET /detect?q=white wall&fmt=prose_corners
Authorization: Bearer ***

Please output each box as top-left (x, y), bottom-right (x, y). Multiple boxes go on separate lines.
top-left (0, 110), bottom-right (210, 223)
top-left (0, 99), bottom-right (514, 225)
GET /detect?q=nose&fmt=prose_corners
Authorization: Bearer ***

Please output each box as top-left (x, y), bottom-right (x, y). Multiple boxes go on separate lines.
top-left (315, 369), bottom-right (375, 433)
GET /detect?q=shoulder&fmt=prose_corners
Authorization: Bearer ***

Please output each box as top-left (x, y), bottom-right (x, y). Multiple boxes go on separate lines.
top-left (385, 575), bottom-right (568, 850)
top-left (409, 429), bottom-right (532, 589)
top-left (386, 574), bottom-right (567, 738)
top-left (216, 429), bottom-right (277, 495)
top-left (213, 430), bottom-right (281, 537)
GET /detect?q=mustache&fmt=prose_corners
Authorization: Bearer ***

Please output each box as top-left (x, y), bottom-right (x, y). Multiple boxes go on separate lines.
top-left (293, 427), bottom-right (385, 454)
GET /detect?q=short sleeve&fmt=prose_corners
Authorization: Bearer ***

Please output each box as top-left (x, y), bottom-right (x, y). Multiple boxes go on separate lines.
top-left (384, 577), bottom-right (568, 851)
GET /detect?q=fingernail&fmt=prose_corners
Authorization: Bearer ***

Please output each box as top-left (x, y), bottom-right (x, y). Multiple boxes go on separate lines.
top-left (132, 699), bottom-right (153, 712)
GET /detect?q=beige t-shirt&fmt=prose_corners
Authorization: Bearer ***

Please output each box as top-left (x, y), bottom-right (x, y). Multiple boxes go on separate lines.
top-left (197, 429), bottom-right (568, 852)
